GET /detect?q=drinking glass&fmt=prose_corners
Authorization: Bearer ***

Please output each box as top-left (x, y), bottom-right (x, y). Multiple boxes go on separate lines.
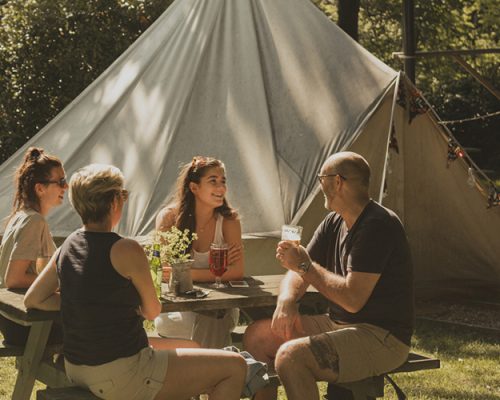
top-left (281, 224), bottom-right (303, 245)
top-left (209, 243), bottom-right (229, 288)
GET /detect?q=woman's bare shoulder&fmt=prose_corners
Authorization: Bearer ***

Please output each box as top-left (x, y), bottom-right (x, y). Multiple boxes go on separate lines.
top-left (110, 238), bottom-right (147, 277)
top-left (223, 215), bottom-right (240, 226)
top-left (156, 207), bottom-right (177, 231)
top-left (111, 238), bottom-right (144, 255)
top-left (222, 214), bottom-right (242, 236)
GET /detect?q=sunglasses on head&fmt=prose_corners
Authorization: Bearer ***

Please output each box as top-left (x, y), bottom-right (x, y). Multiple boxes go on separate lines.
top-left (40, 177), bottom-right (67, 188)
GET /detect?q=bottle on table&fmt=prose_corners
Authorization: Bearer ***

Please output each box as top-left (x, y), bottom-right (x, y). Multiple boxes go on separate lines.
top-left (150, 243), bottom-right (162, 298)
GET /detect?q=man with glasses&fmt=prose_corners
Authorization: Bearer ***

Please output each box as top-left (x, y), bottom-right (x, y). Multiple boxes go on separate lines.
top-left (244, 151), bottom-right (414, 400)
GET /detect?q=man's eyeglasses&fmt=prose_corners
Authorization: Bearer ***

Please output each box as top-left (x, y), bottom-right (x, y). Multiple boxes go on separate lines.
top-left (317, 174), bottom-right (347, 184)
top-left (40, 177), bottom-right (67, 188)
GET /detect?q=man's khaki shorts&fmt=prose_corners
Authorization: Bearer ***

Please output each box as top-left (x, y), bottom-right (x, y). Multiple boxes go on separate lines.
top-left (301, 314), bottom-right (409, 383)
top-left (65, 347), bottom-right (169, 400)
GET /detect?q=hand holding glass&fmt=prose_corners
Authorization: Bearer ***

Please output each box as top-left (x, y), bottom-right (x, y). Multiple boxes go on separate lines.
top-left (209, 243), bottom-right (229, 288)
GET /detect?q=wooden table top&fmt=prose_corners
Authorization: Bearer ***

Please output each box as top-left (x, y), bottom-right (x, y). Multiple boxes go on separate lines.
top-left (161, 274), bottom-right (323, 312)
top-left (0, 275), bottom-right (325, 322)
top-left (0, 288), bottom-right (59, 324)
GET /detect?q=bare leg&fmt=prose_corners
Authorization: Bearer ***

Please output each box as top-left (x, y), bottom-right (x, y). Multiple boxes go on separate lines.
top-left (275, 337), bottom-right (339, 400)
top-left (148, 336), bottom-right (200, 350)
top-left (154, 348), bottom-right (246, 400)
top-left (243, 319), bottom-right (286, 400)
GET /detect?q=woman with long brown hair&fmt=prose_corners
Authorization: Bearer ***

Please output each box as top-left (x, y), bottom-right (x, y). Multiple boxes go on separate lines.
top-left (155, 156), bottom-right (244, 348)
top-left (0, 146), bottom-right (66, 345)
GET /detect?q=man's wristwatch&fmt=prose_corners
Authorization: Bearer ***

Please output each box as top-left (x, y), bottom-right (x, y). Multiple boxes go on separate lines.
top-left (297, 260), bottom-right (312, 276)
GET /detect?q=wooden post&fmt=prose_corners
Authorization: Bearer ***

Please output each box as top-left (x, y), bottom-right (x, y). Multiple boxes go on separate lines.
top-left (402, 0), bottom-right (416, 83)
top-left (452, 55), bottom-right (500, 100)
top-left (337, 0), bottom-right (360, 41)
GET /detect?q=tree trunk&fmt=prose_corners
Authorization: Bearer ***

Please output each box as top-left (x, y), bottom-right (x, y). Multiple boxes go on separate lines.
top-left (337, 0), bottom-right (360, 41)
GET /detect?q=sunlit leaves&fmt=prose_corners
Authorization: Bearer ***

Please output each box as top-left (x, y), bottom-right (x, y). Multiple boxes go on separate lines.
top-left (0, 0), bottom-right (171, 162)
top-left (312, 0), bottom-right (499, 173)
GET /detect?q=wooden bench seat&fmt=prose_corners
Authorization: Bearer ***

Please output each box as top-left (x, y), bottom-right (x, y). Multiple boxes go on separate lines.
top-left (265, 352), bottom-right (440, 400)
top-left (327, 352), bottom-right (440, 400)
top-left (233, 321), bottom-right (440, 399)
top-left (0, 341), bottom-right (25, 357)
top-left (37, 387), bottom-right (100, 400)
top-left (36, 352), bottom-right (439, 399)
top-left (0, 340), bottom-right (62, 359)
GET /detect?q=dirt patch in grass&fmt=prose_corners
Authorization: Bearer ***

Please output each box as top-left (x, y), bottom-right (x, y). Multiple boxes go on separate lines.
top-left (416, 299), bottom-right (500, 331)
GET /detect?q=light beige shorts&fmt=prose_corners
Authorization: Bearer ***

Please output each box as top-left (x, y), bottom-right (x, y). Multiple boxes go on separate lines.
top-left (156, 308), bottom-right (239, 348)
top-left (65, 347), bottom-right (169, 400)
top-left (301, 314), bottom-right (410, 383)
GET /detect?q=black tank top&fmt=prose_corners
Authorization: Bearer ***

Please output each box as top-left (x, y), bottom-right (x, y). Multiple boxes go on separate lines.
top-left (56, 230), bottom-right (148, 365)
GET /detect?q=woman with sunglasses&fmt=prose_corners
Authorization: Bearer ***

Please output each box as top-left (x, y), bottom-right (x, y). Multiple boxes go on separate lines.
top-left (25, 164), bottom-right (246, 400)
top-left (154, 156), bottom-right (244, 348)
top-left (0, 146), bottom-right (67, 345)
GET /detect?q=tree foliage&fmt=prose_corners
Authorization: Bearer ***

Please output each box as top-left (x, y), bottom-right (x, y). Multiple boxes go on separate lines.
top-left (1, 0), bottom-right (499, 173)
top-left (0, 0), bottom-right (171, 162)
top-left (314, 0), bottom-right (499, 174)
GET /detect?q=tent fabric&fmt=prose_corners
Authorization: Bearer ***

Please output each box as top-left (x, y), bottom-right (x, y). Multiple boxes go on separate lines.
top-left (1, 0), bottom-right (499, 295)
top-left (383, 84), bottom-right (500, 293)
top-left (0, 0), bottom-right (396, 238)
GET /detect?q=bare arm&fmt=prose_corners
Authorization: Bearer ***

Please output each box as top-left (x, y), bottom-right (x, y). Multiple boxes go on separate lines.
top-left (277, 269), bottom-right (309, 304)
top-left (270, 247), bottom-right (310, 340)
top-left (277, 241), bottom-right (380, 313)
top-left (24, 251), bottom-right (61, 311)
top-left (110, 238), bottom-right (161, 320)
top-left (156, 209), bottom-right (244, 282)
top-left (155, 207), bottom-right (176, 231)
top-left (5, 256), bottom-right (52, 288)
top-left (4, 259), bottom-right (38, 289)
top-left (221, 217), bottom-right (244, 279)
top-left (188, 218), bottom-right (244, 282)
top-left (305, 266), bottom-right (379, 313)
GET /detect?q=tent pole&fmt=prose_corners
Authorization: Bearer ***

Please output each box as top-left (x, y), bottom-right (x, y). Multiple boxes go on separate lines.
top-left (402, 0), bottom-right (416, 83)
top-left (378, 73), bottom-right (402, 204)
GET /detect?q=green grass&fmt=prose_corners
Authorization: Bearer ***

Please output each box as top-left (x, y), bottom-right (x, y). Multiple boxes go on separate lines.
top-left (2, 319), bottom-right (499, 399)
top-left (0, 356), bottom-right (43, 400)
top-left (392, 319), bottom-right (500, 400)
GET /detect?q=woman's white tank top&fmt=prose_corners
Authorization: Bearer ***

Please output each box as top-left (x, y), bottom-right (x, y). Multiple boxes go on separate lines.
top-left (192, 213), bottom-right (224, 269)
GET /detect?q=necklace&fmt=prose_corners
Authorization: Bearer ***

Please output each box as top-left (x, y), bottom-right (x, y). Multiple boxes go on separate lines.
top-left (197, 214), bottom-right (214, 233)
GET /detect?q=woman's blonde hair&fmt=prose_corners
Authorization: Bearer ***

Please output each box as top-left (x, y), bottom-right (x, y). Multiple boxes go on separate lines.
top-left (69, 164), bottom-right (124, 224)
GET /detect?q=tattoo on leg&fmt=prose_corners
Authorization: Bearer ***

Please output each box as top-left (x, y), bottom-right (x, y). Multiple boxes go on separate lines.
top-left (309, 333), bottom-right (340, 373)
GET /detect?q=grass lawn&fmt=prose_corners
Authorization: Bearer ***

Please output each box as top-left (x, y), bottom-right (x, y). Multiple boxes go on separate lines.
top-left (1, 319), bottom-right (499, 399)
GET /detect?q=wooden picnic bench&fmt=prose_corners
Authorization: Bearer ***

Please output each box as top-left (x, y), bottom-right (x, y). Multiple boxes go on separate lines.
top-left (36, 351), bottom-right (440, 399)
top-left (2, 277), bottom-right (440, 399)
top-left (300, 352), bottom-right (440, 400)
top-left (1, 276), bottom-right (315, 399)
top-left (233, 324), bottom-right (440, 400)
top-left (324, 352), bottom-right (441, 400)
top-left (0, 340), bottom-right (25, 357)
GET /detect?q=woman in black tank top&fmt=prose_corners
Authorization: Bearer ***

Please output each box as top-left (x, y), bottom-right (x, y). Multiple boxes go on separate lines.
top-left (25, 164), bottom-right (246, 400)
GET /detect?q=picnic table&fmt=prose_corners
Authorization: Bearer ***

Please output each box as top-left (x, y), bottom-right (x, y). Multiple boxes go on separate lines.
top-left (161, 274), bottom-right (323, 312)
top-left (1, 276), bottom-right (440, 400)
top-left (0, 274), bottom-right (320, 400)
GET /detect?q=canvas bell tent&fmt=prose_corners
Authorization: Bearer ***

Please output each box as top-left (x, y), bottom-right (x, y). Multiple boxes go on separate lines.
top-left (1, 0), bottom-right (499, 296)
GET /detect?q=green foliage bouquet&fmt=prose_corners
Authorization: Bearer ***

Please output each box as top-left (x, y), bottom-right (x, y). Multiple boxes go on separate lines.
top-left (152, 226), bottom-right (197, 265)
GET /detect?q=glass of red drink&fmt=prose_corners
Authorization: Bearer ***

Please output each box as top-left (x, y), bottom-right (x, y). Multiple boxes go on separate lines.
top-left (209, 243), bottom-right (229, 288)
